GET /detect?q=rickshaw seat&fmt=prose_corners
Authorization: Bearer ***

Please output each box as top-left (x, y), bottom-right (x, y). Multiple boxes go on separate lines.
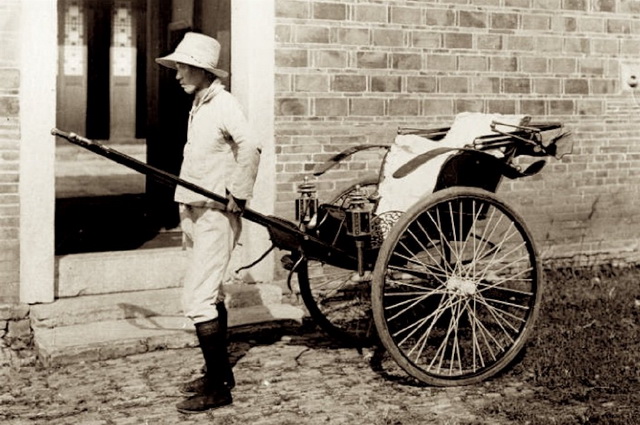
top-left (374, 112), bottom-right (528, 216)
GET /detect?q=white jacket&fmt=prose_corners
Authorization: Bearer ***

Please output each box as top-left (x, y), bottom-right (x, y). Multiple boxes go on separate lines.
top-left (175, 80), bottom-right (261, 206)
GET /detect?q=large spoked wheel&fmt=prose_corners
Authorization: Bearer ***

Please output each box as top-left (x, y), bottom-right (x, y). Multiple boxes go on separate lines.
top-left (372, 187), bottom-right (542, 386)
top-left (297, 177), bottom-right (378, 345)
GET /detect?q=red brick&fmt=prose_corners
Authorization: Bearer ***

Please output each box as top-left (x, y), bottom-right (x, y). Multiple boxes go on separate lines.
top-left (349, 99), bottom-right (384, 116)
top-left (534, 78), bottom-right (562, 94)
top-left (565, 79), bottom-right (589, 95)
top-left (590, 79), bottom-right (617, 94)
top-left (276, 0), bottom-right (309, 19)
top-left (504, 78), bottom-right (531, 94)
top-left (337, 28), bottom-right (370, 45)
top-left (534, 0), bottom-right (561, 9)
top-left (621, 39), bottom-right (640, 55)
top-left (564, 37), bottom-right (589, 53)
top-left (505, 0), bottom-right (530, 7)
top-left (577, 100), bottom-right (604, 116)
top-left (275, 74), bottom-right (291, 92)
top-left (295, 26), bottom-right (330, 44)
top-left (388, 99), bottom-right (420, 116)
top-left (390, 6), bottom-right (422, 26)
top-left (354, 4), bottom-right (387, 23)
top-left (295, 74), bottom-right (329, 92)
top-left (520, 99), bottom-right (546, 115)
top-left (454, 99), bottom-right (483, 113)
top-left (314, 50), bottom-right (347, 68)
top-left (372, 29), bottom-right (404, 47)
top-left (276, 49), bottom-right (308, 68)
top-left (444, 33), bottom-right (472, 49)
top-left (411, 31), bottom-right (440, 48)
top-left (357, 52), bottom-right (387, 69)
top-left (577, 16), bottom-right (605, 33)
top-left (491, 13), bottom-right (518, 30)
top-left (276, 98), bottom-right (308, 116)
top-left (522, 14), bottom-right (550, 31)
top-left (507, 36), bottom-right (535, 51)
top-left (371, 76), bottom-right (401, 92)
top-left (392, 53), bottom-right (422, 70)
top-left (593, 0), bottom-right (615, 11)
top-left (427, 54), bottom-right (455, 71)
top-left (422, 99), bottom-right (454, 116)
top-left (458, 56), bottom-right (488, 72)
top-left (406, 76), bottom-right (437, 93)
top-left (440, 77), bottom-right (469, 93)
top-left (521, 57), bottom-right (548, 73)
top-left (276, 25), bottom-right (292, 43)
top-left (607, 19), bottom-right (632, 34)
top-left (487, 99), bottom-right (517, 114)
top-left (460, 11), bottom-right (487, 28)
top-left (0, 97), bottom-right (19, 117)
top-left (551, 58), bottom-right (576, 74)
top-left (331, 75), bottom-right (366, 92)
top-left (313, 3), bottom-right (346, 20)
top-left (315, 98), bottom-right (348, 116)
top-left (590, 38), bottom-right (618, 54)
top-left (477, 34), bottom-right (503, 50)
top-left (549, 99), bottom-right (574, 115)
top-left (537, 36), bottom-right (564, 52)
top-left (490, 57), bottom-right (517, 73)
top-left (563, 0), bottom-right (587, 11)
top-left (472, 77), bottom-right (500, 94)
top-left (425, 8), bottom-right (454, 26)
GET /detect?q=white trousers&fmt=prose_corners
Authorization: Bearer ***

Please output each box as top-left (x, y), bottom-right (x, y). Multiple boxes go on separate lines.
top-left (180, 204), bottom-right (241, 324)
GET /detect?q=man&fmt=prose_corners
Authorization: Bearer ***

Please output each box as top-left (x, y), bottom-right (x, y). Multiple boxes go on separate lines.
top-left (156, 32), bottom-right (261, 414)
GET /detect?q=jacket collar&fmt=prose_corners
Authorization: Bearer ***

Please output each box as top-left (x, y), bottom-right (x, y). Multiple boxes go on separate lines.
top-left (192, 79), bottom-right (224, 110)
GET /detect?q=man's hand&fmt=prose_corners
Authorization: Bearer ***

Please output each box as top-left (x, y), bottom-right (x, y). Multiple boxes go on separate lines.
top-left (226, 192), bottom-right (246, 214)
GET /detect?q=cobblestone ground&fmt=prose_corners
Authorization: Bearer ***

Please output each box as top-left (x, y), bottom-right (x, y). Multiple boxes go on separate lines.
top-left (0, 324), bottom-right (531, 425)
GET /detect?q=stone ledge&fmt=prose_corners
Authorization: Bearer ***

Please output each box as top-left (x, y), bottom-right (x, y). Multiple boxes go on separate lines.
top-left (33, 304), bottom-right (305, 367)
top-left (31, 283), bottom-right (285, 328)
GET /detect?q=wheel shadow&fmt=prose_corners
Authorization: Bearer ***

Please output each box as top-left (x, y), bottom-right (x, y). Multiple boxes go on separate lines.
top-left (224, 318), bottom-right (428, 388)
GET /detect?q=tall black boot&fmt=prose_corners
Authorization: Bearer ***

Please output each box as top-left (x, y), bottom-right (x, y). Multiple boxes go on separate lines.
top-left (179, 303), bottom-right (235, 395)
top-left (176, 318), bottom-right (233, 414)
top-left (215, 302), bottom-right (236, 390)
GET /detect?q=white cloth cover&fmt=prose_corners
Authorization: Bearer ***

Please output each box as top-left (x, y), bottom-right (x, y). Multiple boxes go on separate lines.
top-left (375, 112), bottom-right (527, 215)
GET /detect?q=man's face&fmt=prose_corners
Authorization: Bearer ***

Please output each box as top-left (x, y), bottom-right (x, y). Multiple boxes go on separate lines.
top-left (175, 63), bottom-right (208, 94)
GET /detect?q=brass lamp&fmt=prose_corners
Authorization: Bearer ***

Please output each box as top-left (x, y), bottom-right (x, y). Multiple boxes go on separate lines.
top-left (295, 177), bottom-right (318, 225)
top-left (345, 186), bottom-right (372, 276)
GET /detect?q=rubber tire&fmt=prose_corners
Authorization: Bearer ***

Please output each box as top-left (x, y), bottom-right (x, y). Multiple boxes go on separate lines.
top-left (372, 187), bottom-right (542, 386)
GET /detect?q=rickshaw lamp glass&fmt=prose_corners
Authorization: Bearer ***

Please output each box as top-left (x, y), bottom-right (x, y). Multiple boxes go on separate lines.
top-left (346, 187), bottom-right (372, 237)
top-left (295, 177), bottom-right (318, 224)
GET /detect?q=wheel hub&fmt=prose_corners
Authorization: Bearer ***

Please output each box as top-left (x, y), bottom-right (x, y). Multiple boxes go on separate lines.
top-left (446, 276), bottom-right (477, 295)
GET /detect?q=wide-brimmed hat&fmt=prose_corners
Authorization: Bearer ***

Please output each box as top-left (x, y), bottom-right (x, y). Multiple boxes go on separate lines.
top-left (155, 32), bottom-right (229, 79)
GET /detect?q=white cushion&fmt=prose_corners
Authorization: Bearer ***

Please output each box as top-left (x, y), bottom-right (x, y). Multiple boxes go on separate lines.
top-left (375, 112), bottom-right (527, 215)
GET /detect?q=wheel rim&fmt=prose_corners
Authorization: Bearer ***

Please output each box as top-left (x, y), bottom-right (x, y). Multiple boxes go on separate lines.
top-left (373, 188), bottom-right (540, 384)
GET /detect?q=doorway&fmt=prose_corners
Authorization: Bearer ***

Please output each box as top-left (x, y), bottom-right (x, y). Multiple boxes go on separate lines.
top-left (55, 0), bottom-right (232, 255)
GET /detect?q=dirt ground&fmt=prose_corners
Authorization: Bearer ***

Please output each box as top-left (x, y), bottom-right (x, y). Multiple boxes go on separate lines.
top-left (1, 325), bottom-right (532, 425)
top-left (1, 266), bottom-right (638, 424)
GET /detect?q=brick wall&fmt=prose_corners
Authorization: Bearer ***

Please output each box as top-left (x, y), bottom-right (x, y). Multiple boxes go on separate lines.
top-left (274, 0), bottom-right (640, 266)
top-left (0, 0), bottom-right (21, 303)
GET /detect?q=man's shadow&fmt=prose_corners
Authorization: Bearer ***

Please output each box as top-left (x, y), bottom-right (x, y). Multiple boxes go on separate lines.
top-left (117, 302), bottom-right (426, 386)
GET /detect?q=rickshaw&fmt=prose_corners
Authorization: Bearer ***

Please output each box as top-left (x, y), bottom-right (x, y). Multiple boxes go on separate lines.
top-left (52, 112), bottom-right (572, 386)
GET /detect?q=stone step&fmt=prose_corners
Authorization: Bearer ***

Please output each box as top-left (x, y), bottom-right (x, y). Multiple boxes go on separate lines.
top-left (55, 247), bottom-right (188, 297)
top-left (33, 304), bottom-right (305, 367)
top-left (30, 284), bottom-right (284, 329)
